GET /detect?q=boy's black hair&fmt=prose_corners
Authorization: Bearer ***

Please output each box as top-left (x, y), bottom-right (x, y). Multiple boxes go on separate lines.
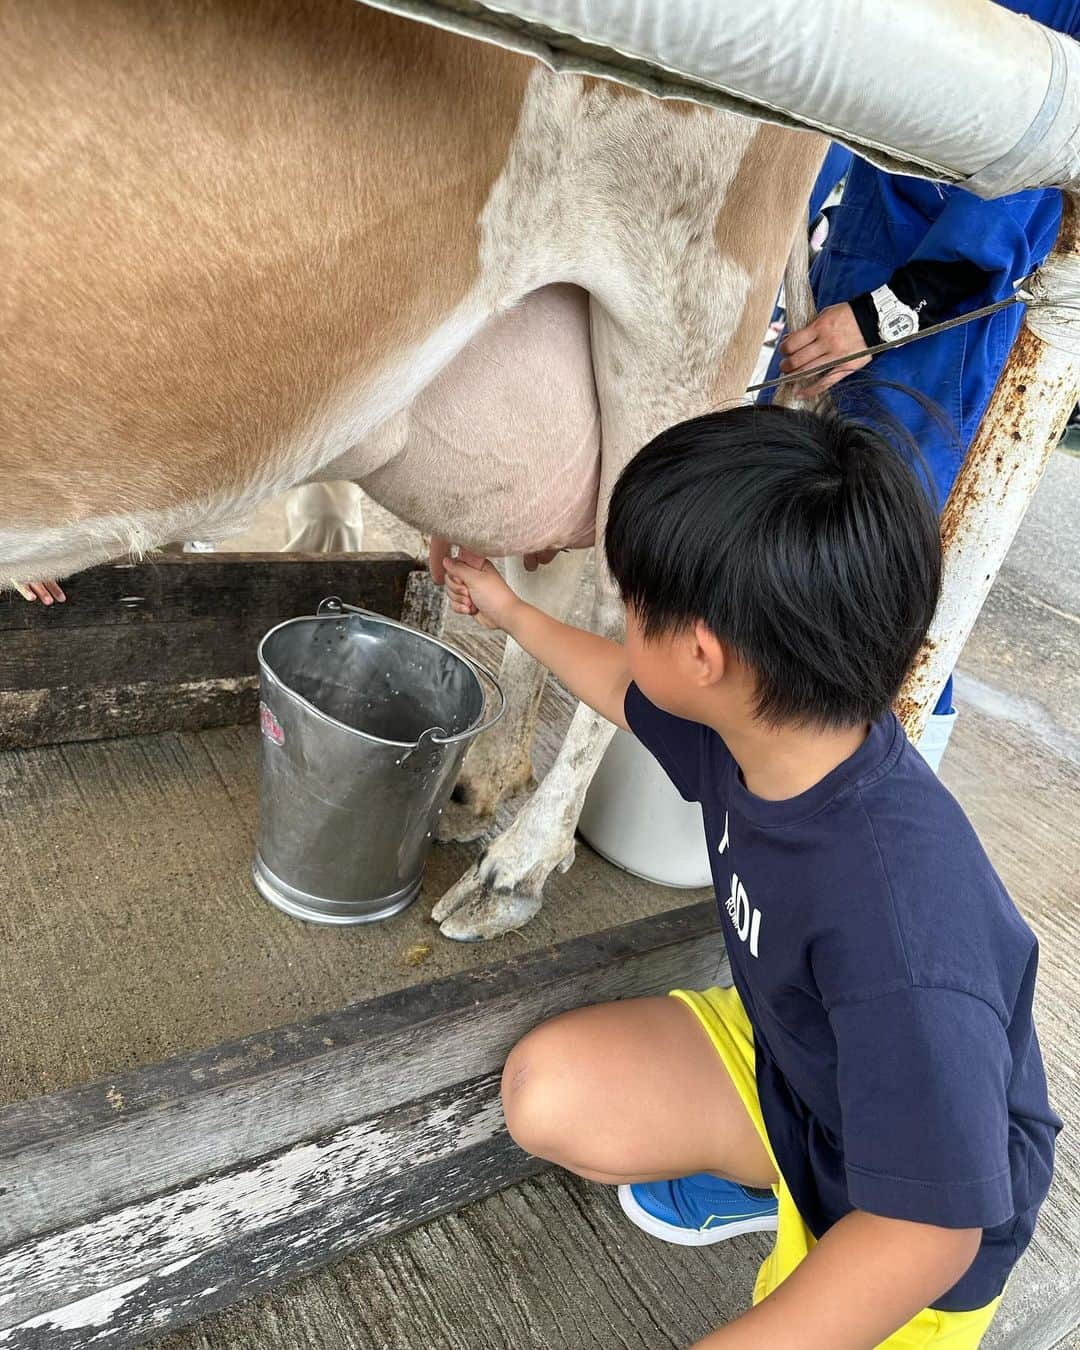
top-left (605, 403), bottom-right (942, 728)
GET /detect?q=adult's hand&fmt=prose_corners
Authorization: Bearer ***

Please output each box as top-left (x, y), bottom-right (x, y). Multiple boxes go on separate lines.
top-left (779, 302), bottom-right (870, 398)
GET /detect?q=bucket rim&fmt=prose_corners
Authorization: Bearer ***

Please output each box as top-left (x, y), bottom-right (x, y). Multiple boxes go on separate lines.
top-left (256, 607), bottom-right (496, 750)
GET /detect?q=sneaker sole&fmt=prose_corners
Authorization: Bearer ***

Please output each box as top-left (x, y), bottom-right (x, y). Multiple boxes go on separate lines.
top-left (617, 1184), bottom-right (778, 1247)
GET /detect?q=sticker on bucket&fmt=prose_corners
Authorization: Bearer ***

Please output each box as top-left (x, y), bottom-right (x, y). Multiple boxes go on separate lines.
top-left (260, 702), bottom-right (285, 747)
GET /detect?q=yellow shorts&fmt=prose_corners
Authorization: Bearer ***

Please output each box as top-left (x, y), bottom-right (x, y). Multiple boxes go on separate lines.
top-left (670, 986), bottom-right (1001, 1349)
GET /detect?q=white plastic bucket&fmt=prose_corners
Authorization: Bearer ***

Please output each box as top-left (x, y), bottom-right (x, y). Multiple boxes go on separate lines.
top-left (578, 728), bottom-right (712, 888)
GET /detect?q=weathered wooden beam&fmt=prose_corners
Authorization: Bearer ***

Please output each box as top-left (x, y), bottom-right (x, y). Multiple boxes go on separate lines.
top-left (0, 903), bottom-right (726, 1347)
top-left (0, 1075), bottom-right (542, 1349)
top-left (0, 677), bottom-right (258, 748)
top-left (0, 903), bottom-right (726, 1257)
top-left (0, 553), bottom-right (421, 749)
top-left (0, 553), bottom-right (420, 633)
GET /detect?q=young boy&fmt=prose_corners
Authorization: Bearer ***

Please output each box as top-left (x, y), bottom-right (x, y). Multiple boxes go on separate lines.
top-left (443, 404), bottom-right (1059, 1349)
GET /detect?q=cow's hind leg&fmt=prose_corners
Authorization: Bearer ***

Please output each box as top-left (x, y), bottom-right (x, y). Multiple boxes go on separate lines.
top-left (432, 287), bottom-right (729, 941)
top-left (439, 547), bottom-right (590, 843)
top-left (430, 95), bottom-right (824, 940)
top-left (432, 682), bottom-right (618, 939)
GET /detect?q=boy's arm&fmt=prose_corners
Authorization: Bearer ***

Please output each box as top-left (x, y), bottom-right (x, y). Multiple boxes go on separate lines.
top-left (691, 1209), bottom-right (981, 1349)
top-left (442, 555), bottom-right (631, 730)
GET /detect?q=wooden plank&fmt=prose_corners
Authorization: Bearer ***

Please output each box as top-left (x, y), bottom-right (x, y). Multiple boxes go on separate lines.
top-left (0, 904), bottom-right (725, 1250)
top-left (161, 1169), bottom-right (760, 1350)
top-left (0, 554), bottom-right (421, 749)
top-left (0, 1074), bottom-right (519, 1331)
top-left (1, 616), bottom-right (271, 690)
top-left (0, 678), bottom-right (259, 749)
top-left (0, 554), bottom-right (419, 632)
top-left (0, 1088), bottom-right (545, 1349)
top-left (400, 568), bottom-right (449, 636)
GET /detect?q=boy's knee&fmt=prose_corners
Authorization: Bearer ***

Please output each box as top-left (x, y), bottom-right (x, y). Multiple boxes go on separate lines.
top-left (500, 1019), bottom-right (580, 1161)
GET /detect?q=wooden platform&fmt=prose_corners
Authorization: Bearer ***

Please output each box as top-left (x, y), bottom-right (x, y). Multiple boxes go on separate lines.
top-left (0, 720), bottom-right (718, 1107)
top-left (157, 630), bottom-right (1080, 1350)
top-left (0, 553), bottom-right (714, 1348)
top-left (4, 447), bottom-right (1079, 1350)
top-left (0, 906), bottom-right (724, 1350)
top-left (159, 454), bottom-right (1080, 1350)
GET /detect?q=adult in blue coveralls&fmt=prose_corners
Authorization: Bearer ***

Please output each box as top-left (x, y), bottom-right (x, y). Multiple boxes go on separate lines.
top-left (762, 0), bottom-right (1080, 768)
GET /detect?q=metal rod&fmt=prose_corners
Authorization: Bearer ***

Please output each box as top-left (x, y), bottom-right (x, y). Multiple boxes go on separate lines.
top-left (747, 291), bottom-right (1029, 395)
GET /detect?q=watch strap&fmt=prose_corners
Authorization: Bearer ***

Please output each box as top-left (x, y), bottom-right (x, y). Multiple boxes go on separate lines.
top-left (871, 283), bottom-right (920, 339)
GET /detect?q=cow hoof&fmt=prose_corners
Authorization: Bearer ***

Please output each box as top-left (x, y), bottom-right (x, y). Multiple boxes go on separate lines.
top-left (433, 862), bottom-right (543, 942)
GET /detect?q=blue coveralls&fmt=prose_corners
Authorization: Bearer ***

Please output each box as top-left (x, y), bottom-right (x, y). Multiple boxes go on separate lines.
top-left (763, 0), bottom-right (1079, 716)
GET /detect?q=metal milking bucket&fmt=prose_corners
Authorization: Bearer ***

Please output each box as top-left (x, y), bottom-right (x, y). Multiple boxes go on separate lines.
top-left (252, 596), bottom-right (505, 925)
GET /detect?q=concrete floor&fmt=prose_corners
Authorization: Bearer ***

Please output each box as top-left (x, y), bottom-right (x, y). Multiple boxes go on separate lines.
top-left (155, 450), bottom-right (1080, 1350)
top-left (154, 709), bottom-right (1080, 1350)
top-left (2, 451), bottom-right (1076, 1346)
top-left (0, 665), bottom-right (712, 1103)
top-left (0, 488), bottom-right (717, 1103)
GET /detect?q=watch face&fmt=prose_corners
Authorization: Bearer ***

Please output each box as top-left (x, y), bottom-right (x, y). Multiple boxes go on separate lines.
top-left (882, 311), bottom-right (917, 341)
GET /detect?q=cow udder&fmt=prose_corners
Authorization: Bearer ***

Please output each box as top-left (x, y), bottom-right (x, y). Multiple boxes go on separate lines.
top-left (362, 284), bottom-right (600, 557)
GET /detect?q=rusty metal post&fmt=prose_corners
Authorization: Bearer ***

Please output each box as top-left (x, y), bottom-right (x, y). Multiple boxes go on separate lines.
top-left (896, 195), bottom-right (1080, 742)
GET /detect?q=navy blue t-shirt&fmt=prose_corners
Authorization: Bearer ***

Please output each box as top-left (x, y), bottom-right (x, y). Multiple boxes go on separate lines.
top-left (626, 684), bottom-right (1060, 1311)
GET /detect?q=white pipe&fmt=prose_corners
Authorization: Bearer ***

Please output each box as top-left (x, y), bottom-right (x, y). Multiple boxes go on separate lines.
top-left (363, 0), bottom-right (1080, 197)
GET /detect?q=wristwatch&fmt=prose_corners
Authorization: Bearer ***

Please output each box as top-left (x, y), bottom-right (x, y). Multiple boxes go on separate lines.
top-left (870, 285), bottom-right (922, 342)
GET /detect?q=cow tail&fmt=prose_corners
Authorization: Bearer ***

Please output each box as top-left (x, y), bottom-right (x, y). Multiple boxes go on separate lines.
top-left (774, 212), bottom-right (819, 410)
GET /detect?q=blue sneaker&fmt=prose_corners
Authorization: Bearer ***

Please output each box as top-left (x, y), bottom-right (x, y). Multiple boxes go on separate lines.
top-left (618, 1174), bottom-right (778, 1246)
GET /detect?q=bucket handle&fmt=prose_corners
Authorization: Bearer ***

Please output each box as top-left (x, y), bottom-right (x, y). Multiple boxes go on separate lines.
top-left (316, 596), bottom-right (506, 747)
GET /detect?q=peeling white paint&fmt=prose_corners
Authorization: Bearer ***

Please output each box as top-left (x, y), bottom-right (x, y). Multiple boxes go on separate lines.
top-left (157, 1253), bottom-right (202, 1277)
top-left (3, 1274), bottom-right (149, 1337)
top-left (0, 1079), bottom-right (503, 1331)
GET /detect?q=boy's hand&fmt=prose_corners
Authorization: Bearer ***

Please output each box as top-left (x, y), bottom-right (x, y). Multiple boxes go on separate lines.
top-left (443, 552), bottom-right (630, 728)
top-left (428, 536), bottom-right (560, 584)
top-left (444, 555), bottom-right (521, 633)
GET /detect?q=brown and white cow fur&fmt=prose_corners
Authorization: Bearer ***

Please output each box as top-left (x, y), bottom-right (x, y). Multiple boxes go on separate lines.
top-left (1, 0), bottom-right (823, 938)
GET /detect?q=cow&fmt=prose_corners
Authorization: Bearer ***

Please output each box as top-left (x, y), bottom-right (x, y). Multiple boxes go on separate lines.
top-left (1, 0), bottom-right (824, 939)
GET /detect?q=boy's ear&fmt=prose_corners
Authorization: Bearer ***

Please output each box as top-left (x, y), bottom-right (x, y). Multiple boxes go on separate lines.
top-left (691, 620), bottom-right (727, 686)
